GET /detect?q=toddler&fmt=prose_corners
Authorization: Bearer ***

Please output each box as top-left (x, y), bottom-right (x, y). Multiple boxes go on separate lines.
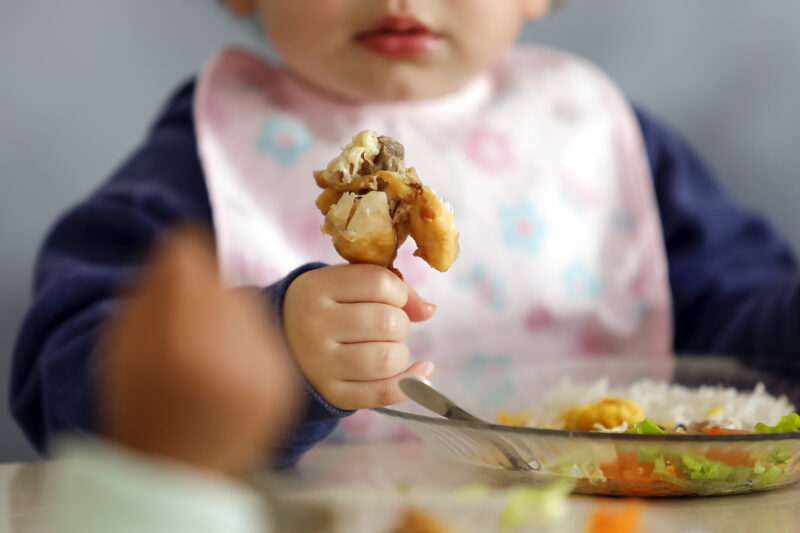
top-left (11, 0), bottom-right (800, 464)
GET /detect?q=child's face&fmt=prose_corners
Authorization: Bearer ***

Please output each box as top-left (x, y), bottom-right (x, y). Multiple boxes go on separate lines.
top-left (257, 0), bottom-right (552, 102)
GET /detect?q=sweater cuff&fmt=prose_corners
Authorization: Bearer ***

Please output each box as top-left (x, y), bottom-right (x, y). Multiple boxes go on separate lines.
top-left (262, 262), bottom-right (356, 422)
top-left (263, 262), bottom-right (328, 318)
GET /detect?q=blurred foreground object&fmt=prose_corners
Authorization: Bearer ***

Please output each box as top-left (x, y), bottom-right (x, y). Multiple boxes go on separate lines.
top-left (48, 226), bottom-right (301, 533)
top-left (101, 225), bottom-right (299, 477)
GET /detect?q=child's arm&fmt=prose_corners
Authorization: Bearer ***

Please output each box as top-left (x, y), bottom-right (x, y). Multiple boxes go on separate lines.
top-left (636, 108), bottom-right (800, 366)
top-left (9, 82), bottom-right (351, 464)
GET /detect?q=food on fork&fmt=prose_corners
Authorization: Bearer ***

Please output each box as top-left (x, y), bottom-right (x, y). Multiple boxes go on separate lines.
top-left (314, 130), bottom-right (459, 272)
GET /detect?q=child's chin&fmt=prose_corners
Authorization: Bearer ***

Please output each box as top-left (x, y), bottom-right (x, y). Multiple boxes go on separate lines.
top-left (358, 69), bottom-right (462, 102)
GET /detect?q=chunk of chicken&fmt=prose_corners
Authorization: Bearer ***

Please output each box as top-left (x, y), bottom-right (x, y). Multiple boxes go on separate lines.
top-left (313, 130), bottom-right (459, 272)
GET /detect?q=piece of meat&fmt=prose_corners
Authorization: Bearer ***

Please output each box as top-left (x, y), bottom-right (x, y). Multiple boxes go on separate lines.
top-left (313, 130), bottom-right (459, 272)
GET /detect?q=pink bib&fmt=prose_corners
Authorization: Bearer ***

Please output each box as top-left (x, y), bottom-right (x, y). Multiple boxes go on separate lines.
top-left (194, 47), bottom-right (673, 441)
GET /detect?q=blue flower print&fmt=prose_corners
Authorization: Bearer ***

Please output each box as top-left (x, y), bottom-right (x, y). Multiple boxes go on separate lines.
top-left (456, 264), bottom-right (507, 311)
top-left (256, 117), bottom-right (314, 165)
top-left (499, 201), bottom-right (546, 254)
top-left (460, 353), bottom-right (515, 409)
top-left (563, 262), bottom-right (603, 301)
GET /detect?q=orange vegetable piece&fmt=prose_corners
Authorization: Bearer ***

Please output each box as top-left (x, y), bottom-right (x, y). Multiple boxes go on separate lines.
top-left (393, 509), bottom-right (454, 533)
top-left (703, 426), bottom-right (749, 435)
top-left (586, 501), bottom-right (642, 533)
top-left (705, 447), bottom-right (754, 467)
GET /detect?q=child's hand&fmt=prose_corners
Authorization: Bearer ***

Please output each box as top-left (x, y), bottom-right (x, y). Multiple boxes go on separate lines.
top-left (101, 227), bottom-right (300, 478)
top-left (283, 264), bottom-right (436, 411)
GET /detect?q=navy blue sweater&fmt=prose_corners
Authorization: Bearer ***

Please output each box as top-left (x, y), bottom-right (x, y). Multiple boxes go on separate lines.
top-left (10, 81), bottom-right (800, 465)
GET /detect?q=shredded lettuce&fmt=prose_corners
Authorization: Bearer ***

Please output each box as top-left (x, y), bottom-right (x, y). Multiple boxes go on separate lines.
top-left (756, 466), bottom-right (783, 488)
top-left (679, 454), bottom-right (734, 480)
top-left (499, 482), bottom-right (574, 530)
top-left (637, 445), bottom-right (663, 463)
top-left (768, 448), bottom-right (792, 466)
top-left (754, 413), bottom-right (800, 434)
top-left (653, 456), bottom-right (690, 488)
top-left (626, 418), bottom-right (665, 435)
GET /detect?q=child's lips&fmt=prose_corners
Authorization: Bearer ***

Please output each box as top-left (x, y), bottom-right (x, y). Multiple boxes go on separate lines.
top-left (355, 15), bottom-right (441, 58)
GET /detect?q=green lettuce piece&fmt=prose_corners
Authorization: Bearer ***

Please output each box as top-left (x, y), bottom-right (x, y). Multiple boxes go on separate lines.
top-left (551, 456), bottom-right (607, 484)
top-left (627, 418), bottom-right (666, 435)
top-left (637, 445), bottom-right (663, 463)
top-left (653, 456), bottom-right (690, 488)
top-left (756, 466), bottom-right (783, 488)
top-left (499, 482), bottom-right (574, 530)
top-left (754, 413), bottom-right (800, 433)
top-left (768, 448), bottom-right (792, 466)
top-left (679, 454), bottom-right (734, 480)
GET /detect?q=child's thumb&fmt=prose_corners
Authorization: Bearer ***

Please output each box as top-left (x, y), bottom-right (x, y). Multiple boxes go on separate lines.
top-left (402, 284), bottom-right (436, 322)
top-left (400, 360), bottom-right (436, 383)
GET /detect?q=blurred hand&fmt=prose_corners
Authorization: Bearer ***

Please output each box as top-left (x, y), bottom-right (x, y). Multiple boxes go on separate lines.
top-left (282, 263), bottom-right (436, 411)
top-left (101, 226), bottom-right (300, 477)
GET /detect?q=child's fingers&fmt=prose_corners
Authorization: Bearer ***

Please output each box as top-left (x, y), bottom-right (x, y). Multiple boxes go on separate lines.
top-left (332, 360), bottom-right (435, 410)
top-left (331, 342), bottom-right (411, 381)
top-left (330, 303), bottom-right (410, 343)
top-left (402, 284), bottom-right (436, 323)
top-left (323, 264), bottom-right (408, 307)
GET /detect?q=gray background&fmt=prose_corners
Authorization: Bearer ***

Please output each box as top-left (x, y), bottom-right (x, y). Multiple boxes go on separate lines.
top-left (1, 1), bottom-right (798, 462)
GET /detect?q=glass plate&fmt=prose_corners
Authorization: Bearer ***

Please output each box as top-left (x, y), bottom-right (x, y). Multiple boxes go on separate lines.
top-left (374, 356), bottom-right (800, 497)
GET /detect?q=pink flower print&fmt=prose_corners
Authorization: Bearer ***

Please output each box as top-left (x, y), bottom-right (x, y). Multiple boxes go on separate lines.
top-left (576, 327), bottom-right (616, 355)
top-left (393, 243), bottom-right (430, 287)
top-left (524, 306), bottom-right (553, 331)
top-left (465, 128), bottom-right (517, 175)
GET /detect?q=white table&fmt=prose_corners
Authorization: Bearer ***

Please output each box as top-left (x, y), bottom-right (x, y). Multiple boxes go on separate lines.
top-left (2, 442), bottom-right (799, 532)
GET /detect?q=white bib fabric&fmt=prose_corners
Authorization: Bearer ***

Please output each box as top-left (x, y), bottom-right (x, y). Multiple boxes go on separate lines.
top-left (194, 47), bottom-right (673, 441)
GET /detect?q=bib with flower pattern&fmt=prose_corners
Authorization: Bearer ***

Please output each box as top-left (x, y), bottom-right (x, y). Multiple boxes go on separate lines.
top-left (194, 47), bottom-right (673, 441)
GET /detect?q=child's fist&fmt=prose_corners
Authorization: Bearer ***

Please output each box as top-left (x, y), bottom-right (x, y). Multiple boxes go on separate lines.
top-left (283, 264), bottom-right (436, 411)
top-left (101, 226), bottom-right (300, 477)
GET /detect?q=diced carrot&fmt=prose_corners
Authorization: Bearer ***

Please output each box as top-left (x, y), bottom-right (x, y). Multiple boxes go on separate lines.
top-left (620, 463), bottom-right (657, 483)
top-left (703, 426), bottom-right (749, 435)
top-left (587, 501), bottom-right (642, 533)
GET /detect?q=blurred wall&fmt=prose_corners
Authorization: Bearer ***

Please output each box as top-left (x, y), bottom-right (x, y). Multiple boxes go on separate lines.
top-left (1, 1), bottom-right (798, 462)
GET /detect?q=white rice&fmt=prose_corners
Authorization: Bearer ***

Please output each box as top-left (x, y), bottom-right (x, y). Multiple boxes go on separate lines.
top-left (526, 378), bottom-right (795, 431)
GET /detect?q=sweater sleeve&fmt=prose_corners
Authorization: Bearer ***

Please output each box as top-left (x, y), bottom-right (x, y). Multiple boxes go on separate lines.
top-left (9, 81), bottom-right (349, 462)
top-left (635, 107), bottom-right (800, 368)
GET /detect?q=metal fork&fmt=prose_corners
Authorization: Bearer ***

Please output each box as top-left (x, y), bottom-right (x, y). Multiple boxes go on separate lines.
top-left (400, 377), bottom-right (537, 472)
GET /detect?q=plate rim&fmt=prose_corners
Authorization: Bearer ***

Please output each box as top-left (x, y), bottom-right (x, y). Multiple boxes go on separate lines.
top-left (373, 407), bottom-right (800, 442)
